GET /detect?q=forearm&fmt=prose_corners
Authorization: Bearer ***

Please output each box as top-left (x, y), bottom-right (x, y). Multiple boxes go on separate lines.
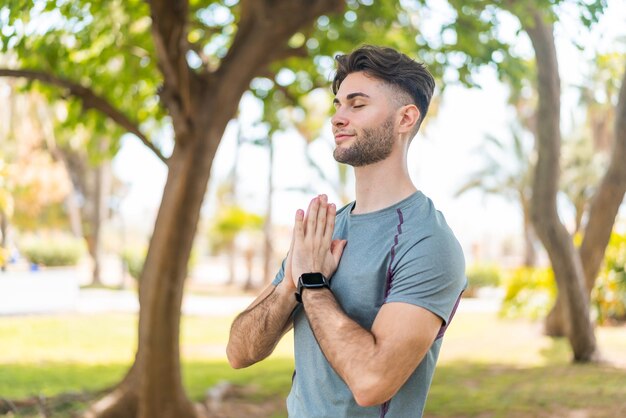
top-left (227, 281), bottom-right (298, 368)
top-left (302, 289), bottom-right (388, 405)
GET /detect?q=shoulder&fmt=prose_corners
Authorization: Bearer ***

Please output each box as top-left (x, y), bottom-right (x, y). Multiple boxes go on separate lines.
top-left (394, 193), bottom-right (466, 279)
top-left (336, 200), bottom-right (354, 217)
top-left (399, 193), bottom-right (461, 250)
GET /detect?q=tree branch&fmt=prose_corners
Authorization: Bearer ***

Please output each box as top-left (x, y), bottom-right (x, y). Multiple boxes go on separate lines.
top-left (0, 68), bottom-right (167, 164)
top-left (579, 64), bottom-right (626, 289)
top-left (214, 0), bottom-right (342, 106)
top-left (148, 0), bottom-right (198, 138)
top-left (188, 40), bottom-right (211, 68)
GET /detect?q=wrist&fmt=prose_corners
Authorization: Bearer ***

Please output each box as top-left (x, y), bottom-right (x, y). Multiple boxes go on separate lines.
top-left (276, 279), bottom-right (299, 307)
top-left (283, 272), bottom-right (296, 290)
top-left (295, 272), bottom-right (330, 303)
top-left (301, 286), bottom-right (332, 305)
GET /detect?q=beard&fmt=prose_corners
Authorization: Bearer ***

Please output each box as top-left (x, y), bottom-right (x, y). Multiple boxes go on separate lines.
top-left (333, 114), bottom-right (395, 167)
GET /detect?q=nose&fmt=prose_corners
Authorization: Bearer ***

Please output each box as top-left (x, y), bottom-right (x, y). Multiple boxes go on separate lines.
top-left (331, 109), bottom-right (348, 129)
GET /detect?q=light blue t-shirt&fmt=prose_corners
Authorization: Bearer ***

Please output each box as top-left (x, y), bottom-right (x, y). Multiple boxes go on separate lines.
top-left (273, 191), bottom-right (466, 417)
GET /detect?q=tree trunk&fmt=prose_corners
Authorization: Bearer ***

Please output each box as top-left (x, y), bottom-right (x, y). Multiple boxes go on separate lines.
top-left (543, 61), bottom-right (626, 338)
top-left (544, 292), bottom-right (569, 337)
top-left (35, 104), bottom-right (106, 284)
top-left (65, 189), bottom-right (84, 239)
top-left (227, 241), bottom-right (236, 285)
top-left (87, 129), bottom-right (221, 418)
top-left (0, 211), bottom-right (7, 271)
top-left (573, 198), bottom-right (584, 235)
top-left (263, 136), bottom-right (274, 284)
top-left (44, 134), bottom-right (110, 287)
top-left (579, 67), bottom-right (626, 292)
top-left (521, 196), bottom-right (537, 267)
top-left (522, 8), bottom-right (598, 362)
top-left (84, 364), bottom-right (139, 418)
top-left (85, 162), bottom-right (111, 286)
top-left (135, 137), bottom-right (218, 418)
top-left (243, 246), bottom-right (255, 291)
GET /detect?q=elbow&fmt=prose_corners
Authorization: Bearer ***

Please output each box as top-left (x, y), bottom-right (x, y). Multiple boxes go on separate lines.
top-left (350, 376), bottom-right (395, 408)
top-left (226, 337), bottom-right (271, 369)
top-left (227, 356), bottom-right (246, 370)
top-left (354, 393), bottom-right (378, 408)
top-left (353, 388), bottom-right (391, 408)
top-left (226, 343), bottom-right (250, 369)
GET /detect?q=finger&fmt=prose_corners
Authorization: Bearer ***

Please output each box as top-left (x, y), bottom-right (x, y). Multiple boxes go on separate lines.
top-left (289, 221), bottom-right (296, 253)
top-left (294, 208), bottom-right (305, 240)
top-left (323, 203), bottom-right (336, 241)
top-left (285, 229), bottom-right (297, 287)
top-left (306, 196), bottom-right (319, 237)
top-left (315, 194), bottom-right (328, 241)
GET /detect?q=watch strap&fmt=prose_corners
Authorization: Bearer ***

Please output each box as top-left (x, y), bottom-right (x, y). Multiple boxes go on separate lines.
top-left (295, 273), bottom-right (329, 303)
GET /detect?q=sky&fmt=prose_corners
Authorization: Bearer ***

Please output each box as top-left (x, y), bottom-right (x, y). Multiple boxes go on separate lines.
top-left (111, 0), bottom-right (626, 264)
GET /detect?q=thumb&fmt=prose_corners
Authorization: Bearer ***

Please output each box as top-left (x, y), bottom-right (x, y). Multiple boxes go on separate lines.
top-left (286, 210), bottom-right (300, 269)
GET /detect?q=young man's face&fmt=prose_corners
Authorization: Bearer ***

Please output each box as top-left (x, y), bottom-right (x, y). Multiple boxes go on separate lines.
top-left (331, 71), bottom-right (399, 167)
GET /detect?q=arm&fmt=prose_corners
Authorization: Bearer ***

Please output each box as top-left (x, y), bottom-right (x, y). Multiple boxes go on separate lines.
top-left (226, 227), bottom-right (299, 369)
top-left (227, 194), bottom-right (342, 369)
top-left (301, 290), bottom-right (442, 407)
top-left (226, 280), bottom-right (298, 369)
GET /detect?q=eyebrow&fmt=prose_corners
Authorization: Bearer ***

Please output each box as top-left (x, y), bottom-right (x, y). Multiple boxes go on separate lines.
top-left (333, 92), bottom-right (371, 105)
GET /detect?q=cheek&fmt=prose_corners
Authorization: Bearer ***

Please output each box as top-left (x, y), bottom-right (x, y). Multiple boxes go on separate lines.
top-left (350, 112), bottom-right (377, 130)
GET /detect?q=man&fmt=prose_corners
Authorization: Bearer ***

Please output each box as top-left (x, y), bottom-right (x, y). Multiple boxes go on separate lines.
top-left (227, 45), bottom-right (466, 417)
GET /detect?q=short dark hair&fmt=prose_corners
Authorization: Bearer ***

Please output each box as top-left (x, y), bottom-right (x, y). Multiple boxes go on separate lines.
top-left (332, 45), bottom-right (435, 130)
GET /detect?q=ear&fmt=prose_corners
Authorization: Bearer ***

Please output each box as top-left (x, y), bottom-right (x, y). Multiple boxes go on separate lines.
top-left (397, 104), bottom-right (420, 135)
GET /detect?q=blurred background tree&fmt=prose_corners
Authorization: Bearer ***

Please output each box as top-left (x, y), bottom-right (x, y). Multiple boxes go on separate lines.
top-left (456, 126), bottom-right (538, 267)
top-left (208, 198), bottom-right (264, 288)
top-left (442, 0), bottom-right (626, 362)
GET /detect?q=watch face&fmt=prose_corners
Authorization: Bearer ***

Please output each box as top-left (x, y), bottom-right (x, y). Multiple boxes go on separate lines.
top-left (301, 273), bottom-right (326, 286)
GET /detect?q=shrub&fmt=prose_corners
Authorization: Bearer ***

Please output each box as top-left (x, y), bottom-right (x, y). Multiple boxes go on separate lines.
top-left (19, 235), bottom-right (86, 267)
top-left (121, 247), bottom-right (146, 280)
top-left (464, 263), bottom-right (502, 297)
top-left (0, 247), bottom-right (7, 267)
top-left (500, 267), bottom-right (556, 319)
top-left (592, 233), bottom-right (626, 324)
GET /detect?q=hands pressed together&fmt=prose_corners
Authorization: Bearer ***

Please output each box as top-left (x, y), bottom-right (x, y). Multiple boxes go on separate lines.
top-left (285, 194), bottom-right (347, 289)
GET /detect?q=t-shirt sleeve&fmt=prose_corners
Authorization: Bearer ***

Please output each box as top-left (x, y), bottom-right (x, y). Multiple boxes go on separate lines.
top-left (384, 229), bottom-right (467, 325)
top-left (271, 256), bottom-right (287, 286)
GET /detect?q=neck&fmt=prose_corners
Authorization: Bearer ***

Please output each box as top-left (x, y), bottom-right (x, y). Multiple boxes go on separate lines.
top-left (352, 153), bottom-right (417, 214)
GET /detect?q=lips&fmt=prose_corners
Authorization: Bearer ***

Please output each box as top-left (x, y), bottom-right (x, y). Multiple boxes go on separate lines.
top-left (334, 132), bottom-right (355, 143)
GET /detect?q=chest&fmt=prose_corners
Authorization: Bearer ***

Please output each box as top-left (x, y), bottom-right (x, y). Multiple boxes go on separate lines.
top-left (328, 221), bottom-right (399, 329)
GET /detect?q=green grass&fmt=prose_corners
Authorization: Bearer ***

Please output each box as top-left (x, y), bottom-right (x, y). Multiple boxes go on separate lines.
top-left (0, 359), bottom-right (294, 400)
top-left (0, 313), bottom-right (293, 365)
top-left (428, 363), bottom-right (626, 417)
top-left (1, 309), bottom-right (625, 417)
top-left (0, 362), bottom-right (127, 399)
top-left (0, 313), bottom-right (294, 400)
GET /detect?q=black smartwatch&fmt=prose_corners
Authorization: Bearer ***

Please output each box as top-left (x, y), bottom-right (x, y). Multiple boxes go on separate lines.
top-left (295, 272), bottom-right (330, 303)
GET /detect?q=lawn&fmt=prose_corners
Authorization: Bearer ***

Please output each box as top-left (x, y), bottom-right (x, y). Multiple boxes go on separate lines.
top-left (1, 306), bottom-right (625, 417)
